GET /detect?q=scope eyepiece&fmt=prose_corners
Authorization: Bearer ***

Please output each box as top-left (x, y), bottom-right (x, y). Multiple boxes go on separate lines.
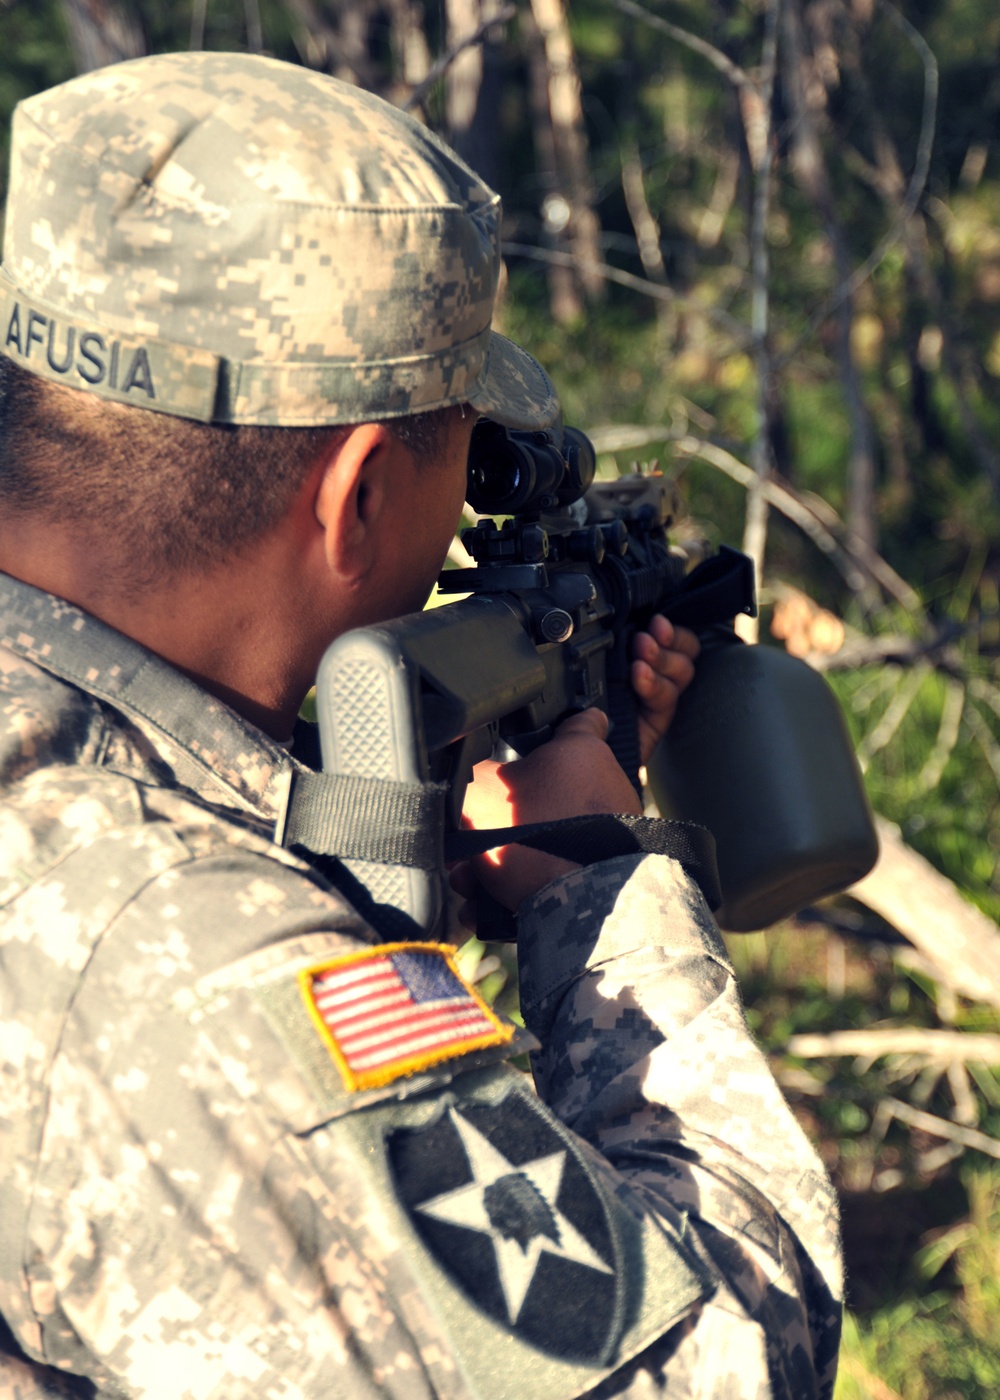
top-left (466, 420), bottom-right (596, 517)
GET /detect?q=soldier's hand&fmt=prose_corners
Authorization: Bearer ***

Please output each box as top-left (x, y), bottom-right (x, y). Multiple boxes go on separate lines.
top-left (455, 708), bottom-right (643, 914)
top-left (631, 615), bottom-right (699, 764)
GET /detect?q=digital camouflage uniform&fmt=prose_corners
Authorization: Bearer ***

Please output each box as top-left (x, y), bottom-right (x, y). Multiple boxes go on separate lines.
top-left (0, 576), bottom-right (841, 1399)
top-left (0, 52), bottom-right (842, 1399)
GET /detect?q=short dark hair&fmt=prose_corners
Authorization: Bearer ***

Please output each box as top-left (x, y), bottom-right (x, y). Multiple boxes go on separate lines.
top-left (0, 358), bottom-right (459, 596)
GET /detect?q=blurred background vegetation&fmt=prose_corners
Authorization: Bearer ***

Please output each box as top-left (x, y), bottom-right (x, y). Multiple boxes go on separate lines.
top-left (2, 0), bottom-right (1000, 1392)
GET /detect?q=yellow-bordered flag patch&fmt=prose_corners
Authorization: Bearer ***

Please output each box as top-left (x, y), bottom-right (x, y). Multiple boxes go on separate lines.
top-left (299, 942), bottom-right (514, 1092)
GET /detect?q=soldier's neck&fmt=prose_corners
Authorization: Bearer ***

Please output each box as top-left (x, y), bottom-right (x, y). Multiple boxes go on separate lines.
top-left (0, 517), bottom-right (343, 740)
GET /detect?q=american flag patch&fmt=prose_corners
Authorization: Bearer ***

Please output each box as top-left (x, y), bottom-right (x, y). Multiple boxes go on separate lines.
top-left (299, 942), bottom-right (514, 1091)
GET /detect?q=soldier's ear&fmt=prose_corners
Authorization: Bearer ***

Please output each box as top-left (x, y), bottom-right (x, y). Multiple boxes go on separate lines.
top-left (314, 423), bottom-right (398, 580)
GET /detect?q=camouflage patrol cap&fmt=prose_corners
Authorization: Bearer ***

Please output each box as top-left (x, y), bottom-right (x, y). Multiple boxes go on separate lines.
top-left (0, 52), bottom-right (558, 429)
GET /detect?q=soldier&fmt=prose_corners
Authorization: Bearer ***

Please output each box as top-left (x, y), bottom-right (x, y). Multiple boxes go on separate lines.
top-left (0, 52), bottom-right (841, 1400)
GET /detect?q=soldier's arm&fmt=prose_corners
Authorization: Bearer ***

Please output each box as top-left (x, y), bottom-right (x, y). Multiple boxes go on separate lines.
top-left (461, 716), bottom-right (843, 1397)
top-left (517, 853), bottom-right (843, 1399)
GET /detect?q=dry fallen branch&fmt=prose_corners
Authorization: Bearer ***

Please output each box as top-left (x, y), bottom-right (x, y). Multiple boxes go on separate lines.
top-left (787, 1029), bottom-right (1000, 1066)
top-left (875, 1098), bottom-right (1000, 1161)
top-left (849, 817), bottom-right (1000, 1011)
top-left (806, 626), bottom-right (964, 675)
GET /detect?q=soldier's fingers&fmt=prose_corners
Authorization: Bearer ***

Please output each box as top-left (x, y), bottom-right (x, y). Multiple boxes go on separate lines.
top-left (649, 615), bottom-right (700, 657)
top-left (634, 619), bottom-right (700, 671)
top-left (550, 707), bottom-right (610, 743)
top-left (449, 860), bottom-right (479, 899)
top-left (631, 641), bottom-right (696, 695)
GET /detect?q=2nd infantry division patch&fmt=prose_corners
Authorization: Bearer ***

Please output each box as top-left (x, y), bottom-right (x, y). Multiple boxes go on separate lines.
top-left (388, 1092), bottom-right (627, 1365)
top-left (299, 942), bottom-right (513, 1091)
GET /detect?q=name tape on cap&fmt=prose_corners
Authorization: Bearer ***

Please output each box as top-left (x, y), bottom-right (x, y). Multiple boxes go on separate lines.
top-left (0, 275), bottom-right (220, 422)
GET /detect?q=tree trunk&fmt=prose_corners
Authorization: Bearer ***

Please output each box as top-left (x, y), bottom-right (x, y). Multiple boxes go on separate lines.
top-left (443, 0), bottom-right (503, 189)
top-left (521, 5), bottom-right (582, 323)
top-left (59, 0), bottom-right (145, 71)
top-left (396, 0), bottom-right (432, 92)
top-left (786, 0), bottom-right (880, 561)
top-left (738, 0), bottom-right (781, 644)
top-left (836, 2), bottom-right (1000, 506)
top-left (527, 0), bottom-right (604, 305)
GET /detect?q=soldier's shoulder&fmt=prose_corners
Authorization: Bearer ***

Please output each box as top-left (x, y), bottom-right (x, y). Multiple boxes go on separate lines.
top-left (0, 645), bottom-right (111, 784)
top-left (0, 749), bottom-right (311, 919)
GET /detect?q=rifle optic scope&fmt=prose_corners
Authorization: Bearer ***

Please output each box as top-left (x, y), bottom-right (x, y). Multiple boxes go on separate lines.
top-left (466, 420), bottom-right (596, 516)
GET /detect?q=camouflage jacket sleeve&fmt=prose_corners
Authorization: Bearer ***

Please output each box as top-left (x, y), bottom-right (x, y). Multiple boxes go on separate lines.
top-left (516, 853), bottom-right (844, 1399)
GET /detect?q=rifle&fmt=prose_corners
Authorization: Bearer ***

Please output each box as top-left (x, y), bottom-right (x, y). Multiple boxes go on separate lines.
top-left (280, 421), bottom-right (759, 936)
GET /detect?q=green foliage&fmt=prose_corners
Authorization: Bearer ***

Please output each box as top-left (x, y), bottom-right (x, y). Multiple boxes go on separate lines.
top-left (837, 1168), bottom-right (1000, 1398)
top-left (4, 4), bottom-right (1000, 1390)
top-left (0, 0), bottom-right (74, 206)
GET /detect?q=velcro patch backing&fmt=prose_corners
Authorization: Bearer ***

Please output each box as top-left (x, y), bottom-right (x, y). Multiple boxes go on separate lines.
top-left (299, 942), bottom-right (514, 1091)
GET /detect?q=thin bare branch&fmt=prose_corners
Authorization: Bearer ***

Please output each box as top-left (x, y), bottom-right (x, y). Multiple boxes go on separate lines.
top-left (857, 666), bottom-right (929, 769)
top-left (501, 243), bottom-right (749, 341)
top-left (530, 0), bottom-right (605, 300)
top-left (969, 678), bottom-right (1000, 723)
top-left (793, 488), bottom-right (923, 613)
top-left (620, 141), bottom-right (667, 284)
top-left (782, 0), bottom-right (879, 556)
top-left (947, 1061), bottom-right (979, 1127)
top-left (606, 0), bottom-right (753, 91)
top-left (913, 677), bottom-right (965, 793)
top-left (403, 5), bottom-right (516, 111)
top-left (964, 700), bottom-right (1000, 787)
top-left (585, 423), bottom-right (925, 612)
top-left (879, 1098), bottom-right (1000, 1161)
top-left (809, 627), bottom-right (963, 675)
top-left (673, 434), bottom-right (917, 609)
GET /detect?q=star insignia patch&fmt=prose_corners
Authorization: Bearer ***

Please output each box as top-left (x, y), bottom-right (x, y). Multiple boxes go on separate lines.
top-left (388, 1091), bottom-right (626, 1363)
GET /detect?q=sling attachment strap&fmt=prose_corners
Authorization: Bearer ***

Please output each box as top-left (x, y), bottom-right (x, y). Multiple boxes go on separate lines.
top-left (661, 544), bottom-right (757, 631)
top-left (279, 769), bottom-right (449, 868)
top-left (280, 769), bottom-right (722, 929)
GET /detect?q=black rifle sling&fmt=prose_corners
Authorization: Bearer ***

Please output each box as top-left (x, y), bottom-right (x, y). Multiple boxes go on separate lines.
top-left (281, 769), bottom-right (721, 912)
